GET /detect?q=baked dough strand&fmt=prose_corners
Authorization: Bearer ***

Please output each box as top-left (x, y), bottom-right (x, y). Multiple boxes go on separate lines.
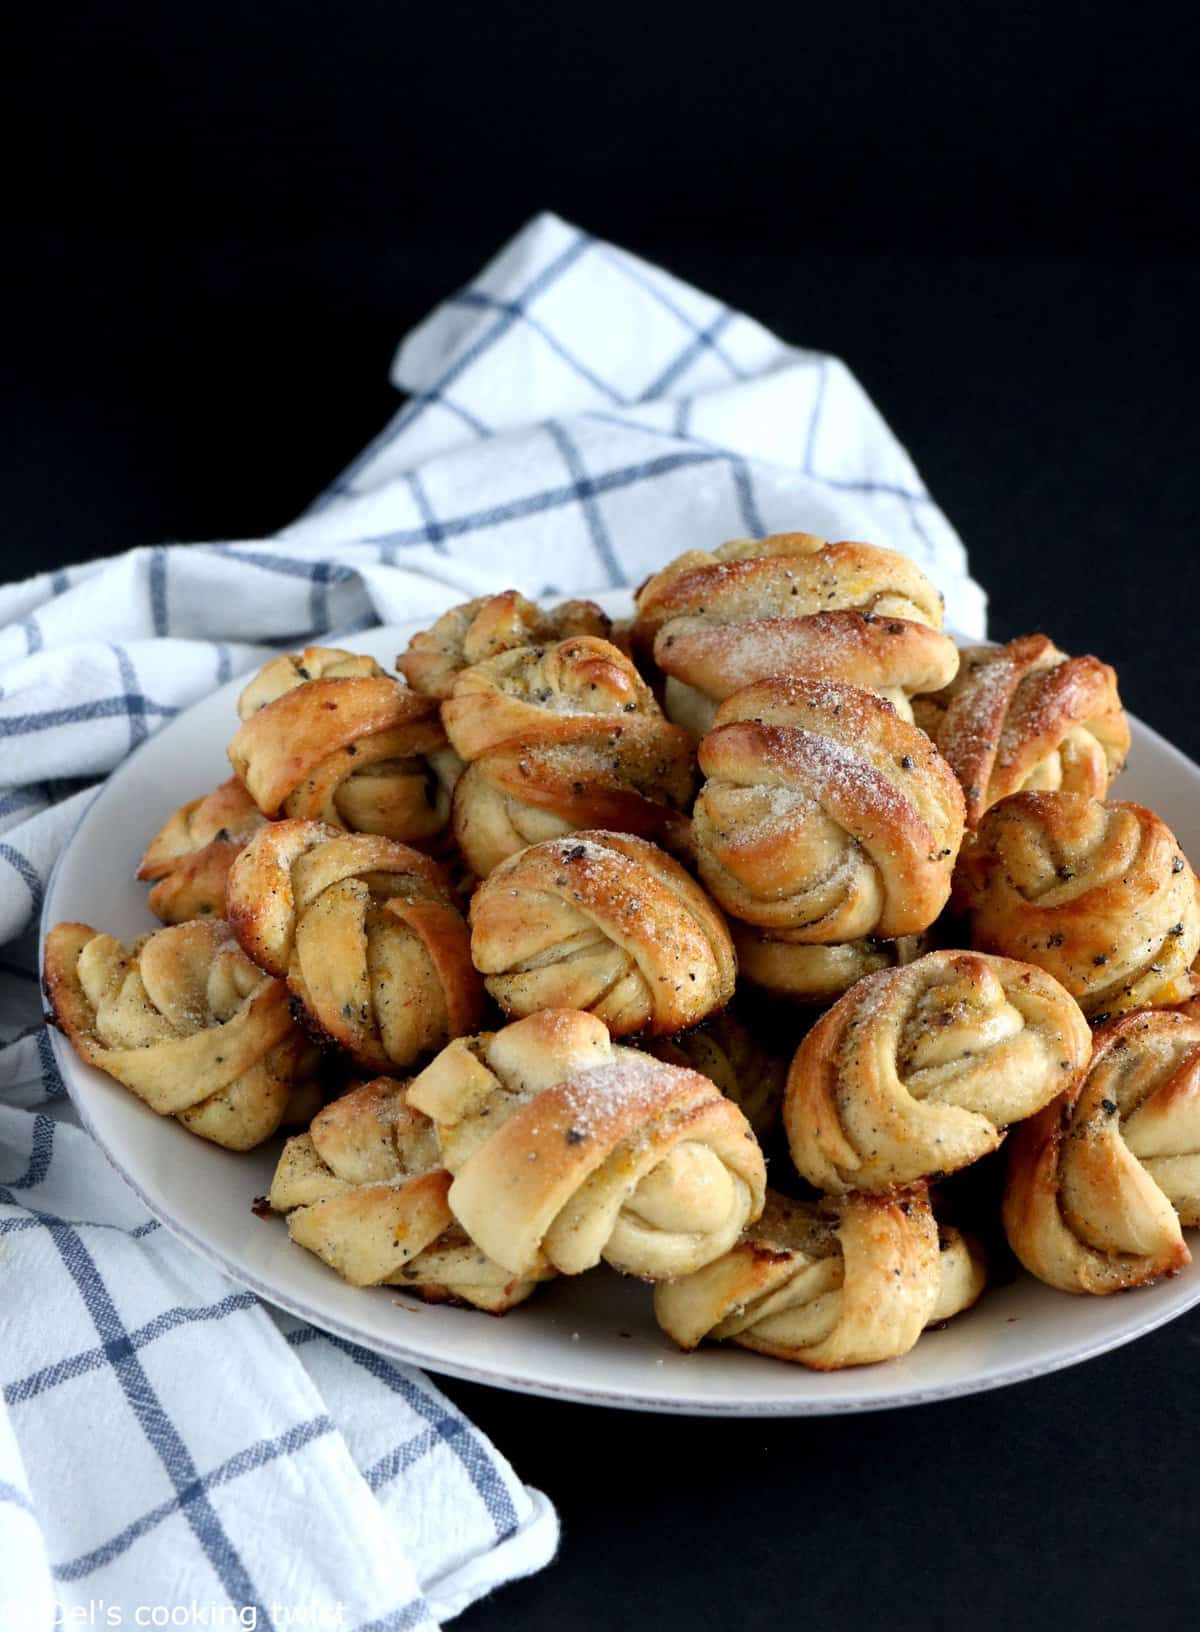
top-left (469, 830), bottom-right (736, 1036)
top-left (226, 819), bottom-right (482, 1073)
top-left (407, 1010), bottom-right (767, 1281)
top-left (269, 1077), bottom-right (547, 1311)
top-left (784, 949), bottom-right (1092, 1191)
top-left (654, 1187), bottom-right (986, 1368)
top-left (44, 917), bottom-right (316, 1149)
top-left (694, 676), bottom-right (964, 938)
top-left (1004, 1006), bottom-right (1200, 1293)
top-left (955, 793), bottom-right (1200, 1017)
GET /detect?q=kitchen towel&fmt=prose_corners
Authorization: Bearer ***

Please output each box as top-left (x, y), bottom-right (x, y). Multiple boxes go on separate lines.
top-left (0, 210), bottom-right (985, 1632)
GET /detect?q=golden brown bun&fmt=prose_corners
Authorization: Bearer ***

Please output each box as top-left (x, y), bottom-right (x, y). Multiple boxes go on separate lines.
top-left (408, 1010), bottom-right (766, 1280)
top-left (442, 634), bottom-right (660, 763)
top-left (269, 1077), bottom-right (546, 1312)
top-left (693, 676), bottom-right (964, 938)
top-left (43, 918), bottom-right (314, 1149)
top-left (654, 608), bottom-right (959, 736)
top-left (228, 646), bottom-right (459, 845)
top-left (955, 793), bottom-right (1200, 1017)
top-left (731, 924), bottom-right (929, 1003)
top-left (784, 949), bottom-right (1092, 1191)
top-left (633, 533), bottom-right (946, 644)
top-left (451, 716), bottom-right (696, 879)
top-left (1003, 1007), bottom-right (1200, 1293)
top-left (137, 776), bottom-right (267, 923)
top-left (469, 831), bottom-right (736, 1037)
top-left (913, 634), bottom-right (1129, 827)
top-left (645, 1007), bottom-right (787, 1138)
top-left (396, 591), bottom-right (611, 699)
top-left (434, 630), bottom-right (697, 878)
top-left (226, 819), bottom-right (483, 1073)
top-left (654, 1187), bottom-right (986, 1368)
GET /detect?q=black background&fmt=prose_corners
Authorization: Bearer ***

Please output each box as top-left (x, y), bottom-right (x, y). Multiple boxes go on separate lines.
top-left (8, 4), bottom-right (1200, 1628)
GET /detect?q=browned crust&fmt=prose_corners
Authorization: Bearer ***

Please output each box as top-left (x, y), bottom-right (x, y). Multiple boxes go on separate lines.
top-left (228, 676), bottom-right (444, 817)
top-left (693, 677), bottom-right (964, 938)
top-left (396, 591), bottom-right (611, 698)
top-left (1002, 1012), bottom-right (1195, 1294)
top-left (451, 716), bottom-right (696, 869)
top-left (922, 635), bottom-right (1129, 826)
top-left (954, 793), bottom-right (1200, 1015)
top-left (654, 609), bottom-right (959, 704)
top-left (634, 535), bottom-right (944, 639)
top-left (441, 635), bottom-right (658, 762)
top-left (469, 830), bottom-right (736, 1036)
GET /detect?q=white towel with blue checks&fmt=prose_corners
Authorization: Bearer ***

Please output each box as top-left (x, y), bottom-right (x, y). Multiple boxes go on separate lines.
top-left (0, 211), bottom-right (986, 1631)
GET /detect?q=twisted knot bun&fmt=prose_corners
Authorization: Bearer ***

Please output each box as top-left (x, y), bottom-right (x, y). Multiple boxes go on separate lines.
top-left (693, 677), bottom-right (964, 938)
top-left (469, 831), bottom-right (736, 1036)
top-left (439, 632), bottom-right (697, 874)
top-left (731, 924), bottom-right (928, 1003)
top-left (955, 793), bottom-right (1200, 1017)
top-left (226, 819), bottom-right (482, 1073)
top-left (228, 646), bottom-right (459, 845)
top-left (634, 532), bottom-right (947, 642)
top-left (646, 1007), bottom-right (787, 1137)
top-left (656, 610), bottom-right (959, 737)
top-left (269, 1077), bottom-right (546, 1311)
top-left (43, 918), bottom-right (316, 1149)
top-left (1004, 1007), bottom-right (1200, 1292)
top-left (396, 591), bottom-right (610, 698)
top-left (407, 1010), bottom-right (767, 1280)
top-left (138, 777), bottom-right (266, 923)
top-left (442, 634), bottom-right (659, 762)
top-left (784, 949), bottom-right (1092, 1191)
top-left (654, 1187), bottom-right (986, 1369)
top-left (914, 634), bottom-right (1129, 826)
top-left (633, 532), bottom-right (952, 732)
top-left (451, 716), bottom-right (696, 878)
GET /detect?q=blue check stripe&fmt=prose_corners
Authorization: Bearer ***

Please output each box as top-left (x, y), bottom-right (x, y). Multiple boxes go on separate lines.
top-left (0, 695), bottom-right (179, 737)
top-left (637, 308), bottom-right (737, 401)
top-left (545, 423), bottom-right (624, 585)
top-left (322, 228), bottom-right (594, 500)
top-left (450, 289), bottom-right (627, 405)
top-left (300, 1330), bottom-right (518, 1539)
top-left (0, 1479), bottom-right (35, 1516)
top-left (53, 1414), bottom-right (335, 1583)
top-left (583, 407), bottom-right (934, 506)
top-left (730, 459), bottom-right (767, 539)
top-left (356, 1605), bottom-right (432, 1632)
top-left (149, 546), bottom-right (169, 636)
top-left (596, 246), bottom-right (748, 380)
top-left (0, 843), bottom-right (43, 914)
top-left (3, 1111), bottom-right (54, 1189)
top-left (43, 1220), bottom-right (273, 1616)
top-left (363, 1414), bottom-right (475, 1495)
top-left (36, 1028), bottom-right (67, 1100)
top-left (109, 644), bottom-right (148, 749)
top-left (364, 446), bottom-right (723, 555)
top-left (404, 470), bottom-right (449, 555)
top-left (5, 1292), bottom-right (258, 1405)
top-left (0, 1205), bottom-right (159, 1240)
top-left (210, 545), bottom-right (358, 584)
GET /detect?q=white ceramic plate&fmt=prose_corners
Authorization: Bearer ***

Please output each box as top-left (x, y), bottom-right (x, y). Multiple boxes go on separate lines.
top-left (41, 598), bottom-right (1200, 1415)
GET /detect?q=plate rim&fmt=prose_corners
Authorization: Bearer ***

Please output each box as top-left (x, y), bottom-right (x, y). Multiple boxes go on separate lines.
top-left (37, 612), bottom-right (1200, 1416)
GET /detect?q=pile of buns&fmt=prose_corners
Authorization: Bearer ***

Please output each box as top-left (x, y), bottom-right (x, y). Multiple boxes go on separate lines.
top-left (45, 531), bottom-right (1200, 1373)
